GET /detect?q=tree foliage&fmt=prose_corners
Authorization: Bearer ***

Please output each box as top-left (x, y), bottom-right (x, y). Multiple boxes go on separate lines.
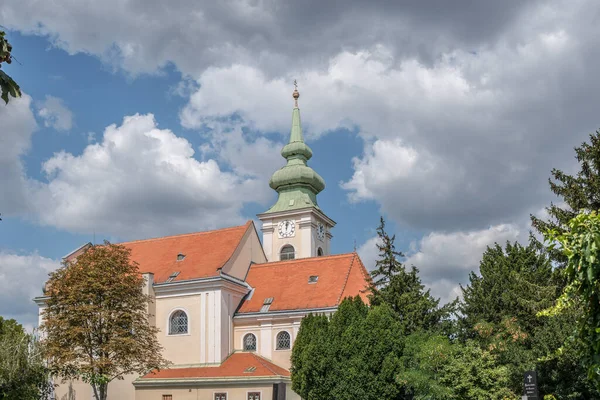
top-left (545, 211), bottom-right (600, 384)
top-left (291, 297), bottom-right (405, 400)
top-left (0, 31), bottom-right (21, 104)
top-left (460, 241), bottom-right (556, 337)
top-left (368, 217), bottom-right (452, 334)
top-left (531, 130), bottom-right (600, 264)
top-left (0, 317), bottom-right (52, 399)
top-left (41, 242), bottom-right (169, 400)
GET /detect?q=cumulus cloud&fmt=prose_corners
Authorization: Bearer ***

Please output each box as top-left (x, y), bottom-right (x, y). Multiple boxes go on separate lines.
top-left (0, 94), bottom-right (38, 215)
top-left (31, 113), bottom-right (271, 239)
top-left (0, 252), bottom-right (60, 330)
top-left (0, 0), bottom-right (538, 77)
top-left (358, 222), bottom-right (524, 304)
top-left (37, 95), bottom-right (74, 131)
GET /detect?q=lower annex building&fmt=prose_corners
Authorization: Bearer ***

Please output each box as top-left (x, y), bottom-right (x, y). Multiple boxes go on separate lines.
top-left (35, 86), bottom-right (371, 400)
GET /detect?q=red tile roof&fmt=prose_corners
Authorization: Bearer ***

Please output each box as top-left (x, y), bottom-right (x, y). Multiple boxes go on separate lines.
top-left (237, 252), bottom-right (370, 314)
top-left (141, 352), bottom-right (289, 380)
top-left (119, 222), bottom-right (251, 284)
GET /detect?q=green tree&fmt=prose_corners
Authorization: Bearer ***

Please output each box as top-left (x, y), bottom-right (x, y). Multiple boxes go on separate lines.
top-left (397, 333), bottom-right (455, 399)
top-left (369, 217), bottom-right (451, 334)
top-left (41, 242), bottom-right (169, 400)
top-left (545, 211), bottom-right (600, 385)
top-left (459, 240), bottom-right (598, 397)
top-left (0, 317), bottom-right (52, 399)
top-left (460, 241), bottom-right (556, 337)
top-left (291, 296), bottom-right (405, 400)
top-left (0, 31), bottom-right (21, 104)
top-left (441, 341), bottom-right (517, 400)
top-left (531, 130), bottom-right (600, 265)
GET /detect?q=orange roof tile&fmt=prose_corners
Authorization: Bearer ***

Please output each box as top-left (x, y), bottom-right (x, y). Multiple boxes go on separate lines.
top-left (141, 352), bottom-right (289, 379)
top-left (119, 222), bottom-right (251, 284)
top-left (237, 252), bottom-right (370, 314)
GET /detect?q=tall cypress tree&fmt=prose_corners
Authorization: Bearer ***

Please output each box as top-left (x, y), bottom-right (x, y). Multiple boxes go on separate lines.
top-left (368, 217), bottom-right (449, 334)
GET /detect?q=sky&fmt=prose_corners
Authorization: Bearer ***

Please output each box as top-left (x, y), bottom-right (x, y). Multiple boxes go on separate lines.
top-left (1, 0), bottom-right (599, 330)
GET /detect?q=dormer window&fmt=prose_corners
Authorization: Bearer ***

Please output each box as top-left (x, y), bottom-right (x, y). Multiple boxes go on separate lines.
top-left (308, 275), bottom-right (318, 284)
top-left (166, 271), bottom-right (180, 283)
top-left (260, 297), bottom-right (273, 313)
top-left (177, 253), bottom-right (185, 261)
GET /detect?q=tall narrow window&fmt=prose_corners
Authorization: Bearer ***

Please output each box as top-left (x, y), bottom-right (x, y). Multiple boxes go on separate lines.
top-left (248, 392), bottom-right (261, 400)
top-left (214, 393), bottom-right (227, 400)
top-left (276, 331), bottom-right (291, 350)
top-left (243, 333), bottom-right (257, 351)
top-left (169, 310), bottom-right (188, 335)
top-left (280, 245), bottom-right (295, 261)
top-left (317, 247), bottom-right (323, 256)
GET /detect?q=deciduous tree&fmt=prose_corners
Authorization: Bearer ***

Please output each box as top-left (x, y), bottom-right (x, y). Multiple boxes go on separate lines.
top-left (41, 242), bottom-right (169, 400)
top-left (0, 317), bottom-right (52, 399)
top-left (0, 31), bottom-right (21, 104)
top-left (545, 211), bottom-right (600, 384)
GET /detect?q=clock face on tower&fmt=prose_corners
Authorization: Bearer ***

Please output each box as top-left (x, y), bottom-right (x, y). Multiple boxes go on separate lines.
top-left (317, 222), bottom-right (325, 241)
top-left (278, 220), bottom-right (295, 238)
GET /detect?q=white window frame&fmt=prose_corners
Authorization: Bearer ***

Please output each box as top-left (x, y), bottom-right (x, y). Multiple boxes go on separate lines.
top-left (242, 332), bottom-right (258, 352)
top-left (166, 307), bottom-right (191, 336)
top-left (279, 244), bottom-right (295, 261)
top-left (246, 390), bottom-right (262, 400)
top-left (213, 391), bottom-right (228, 400)
top-left (274, 330), bottom-right (292, 351)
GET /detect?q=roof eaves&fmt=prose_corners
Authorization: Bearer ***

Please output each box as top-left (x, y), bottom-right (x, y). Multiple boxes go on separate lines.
top-left (234, 306), bottom-right (338, 318)
top-left (134, 376), bottom-right (290, 387)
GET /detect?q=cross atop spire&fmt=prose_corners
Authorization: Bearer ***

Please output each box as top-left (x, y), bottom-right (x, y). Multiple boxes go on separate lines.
top-left (293, 80), bottom-right (300, 108)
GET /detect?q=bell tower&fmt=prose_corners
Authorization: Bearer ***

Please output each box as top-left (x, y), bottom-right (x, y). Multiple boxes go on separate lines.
top-left (257, 83), bottom-right (335, 262)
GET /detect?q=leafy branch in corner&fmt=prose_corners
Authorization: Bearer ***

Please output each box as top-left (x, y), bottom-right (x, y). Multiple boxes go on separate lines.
top-left (0, 30), bottom-right (22, 104)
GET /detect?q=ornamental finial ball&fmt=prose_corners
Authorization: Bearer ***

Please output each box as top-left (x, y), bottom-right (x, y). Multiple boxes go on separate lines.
top-left (293, 80), bottom-right (299, 107)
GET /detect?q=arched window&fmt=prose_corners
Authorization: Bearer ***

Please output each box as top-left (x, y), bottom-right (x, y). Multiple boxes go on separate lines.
top-left (276, 331), bottom-right (291, 350)
top-left (317, 247), bottom-right (323, 256)
top-left (243, 333), bottom-right (257, 351)
top-left (169, 310), bottom-right (188, 335)
top-left (280, 245), bottom-right (295, 261)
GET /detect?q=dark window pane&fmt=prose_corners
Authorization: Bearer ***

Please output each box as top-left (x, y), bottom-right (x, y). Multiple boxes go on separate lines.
top-left (243, 333), bottom-right (257, 351)
top-left (276, 331), bottom-right (291, 350)
top-left (169, 310), bottom-right (188, 334)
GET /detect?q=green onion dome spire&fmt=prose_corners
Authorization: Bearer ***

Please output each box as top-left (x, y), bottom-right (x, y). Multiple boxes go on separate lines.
top-left (265, 83), bottom-right (326, 213)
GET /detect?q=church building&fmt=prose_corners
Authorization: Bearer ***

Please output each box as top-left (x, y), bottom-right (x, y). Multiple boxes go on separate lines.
top-left (36, 87), bottom-right (371, 400)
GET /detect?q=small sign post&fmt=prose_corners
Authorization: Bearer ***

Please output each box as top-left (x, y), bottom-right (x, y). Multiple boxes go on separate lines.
top-left (523, 370), bottom-right (539, 399)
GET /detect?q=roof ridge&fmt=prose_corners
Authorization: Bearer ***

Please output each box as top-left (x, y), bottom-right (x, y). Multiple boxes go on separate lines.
top-left (336, 252), bottom-right (356, 305)
top-left (117, 221), bottom-right (251, 245)
top-left (251, 353), bottom-right (284, 376)
top-left (352, 251), bottom-right (373, 296)
top-left (253, 252), bottom-right (355, 268)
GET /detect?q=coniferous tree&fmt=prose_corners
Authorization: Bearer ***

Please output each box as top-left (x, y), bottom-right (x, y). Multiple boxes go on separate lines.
top-left (291, 297), bottom-right (405, 400)
top-left (368, 217), bottom-right (450, 334)
top-left (460, 241), bottom-right (556, 335)
top-left (531, 130), bottom-right (600, 264)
